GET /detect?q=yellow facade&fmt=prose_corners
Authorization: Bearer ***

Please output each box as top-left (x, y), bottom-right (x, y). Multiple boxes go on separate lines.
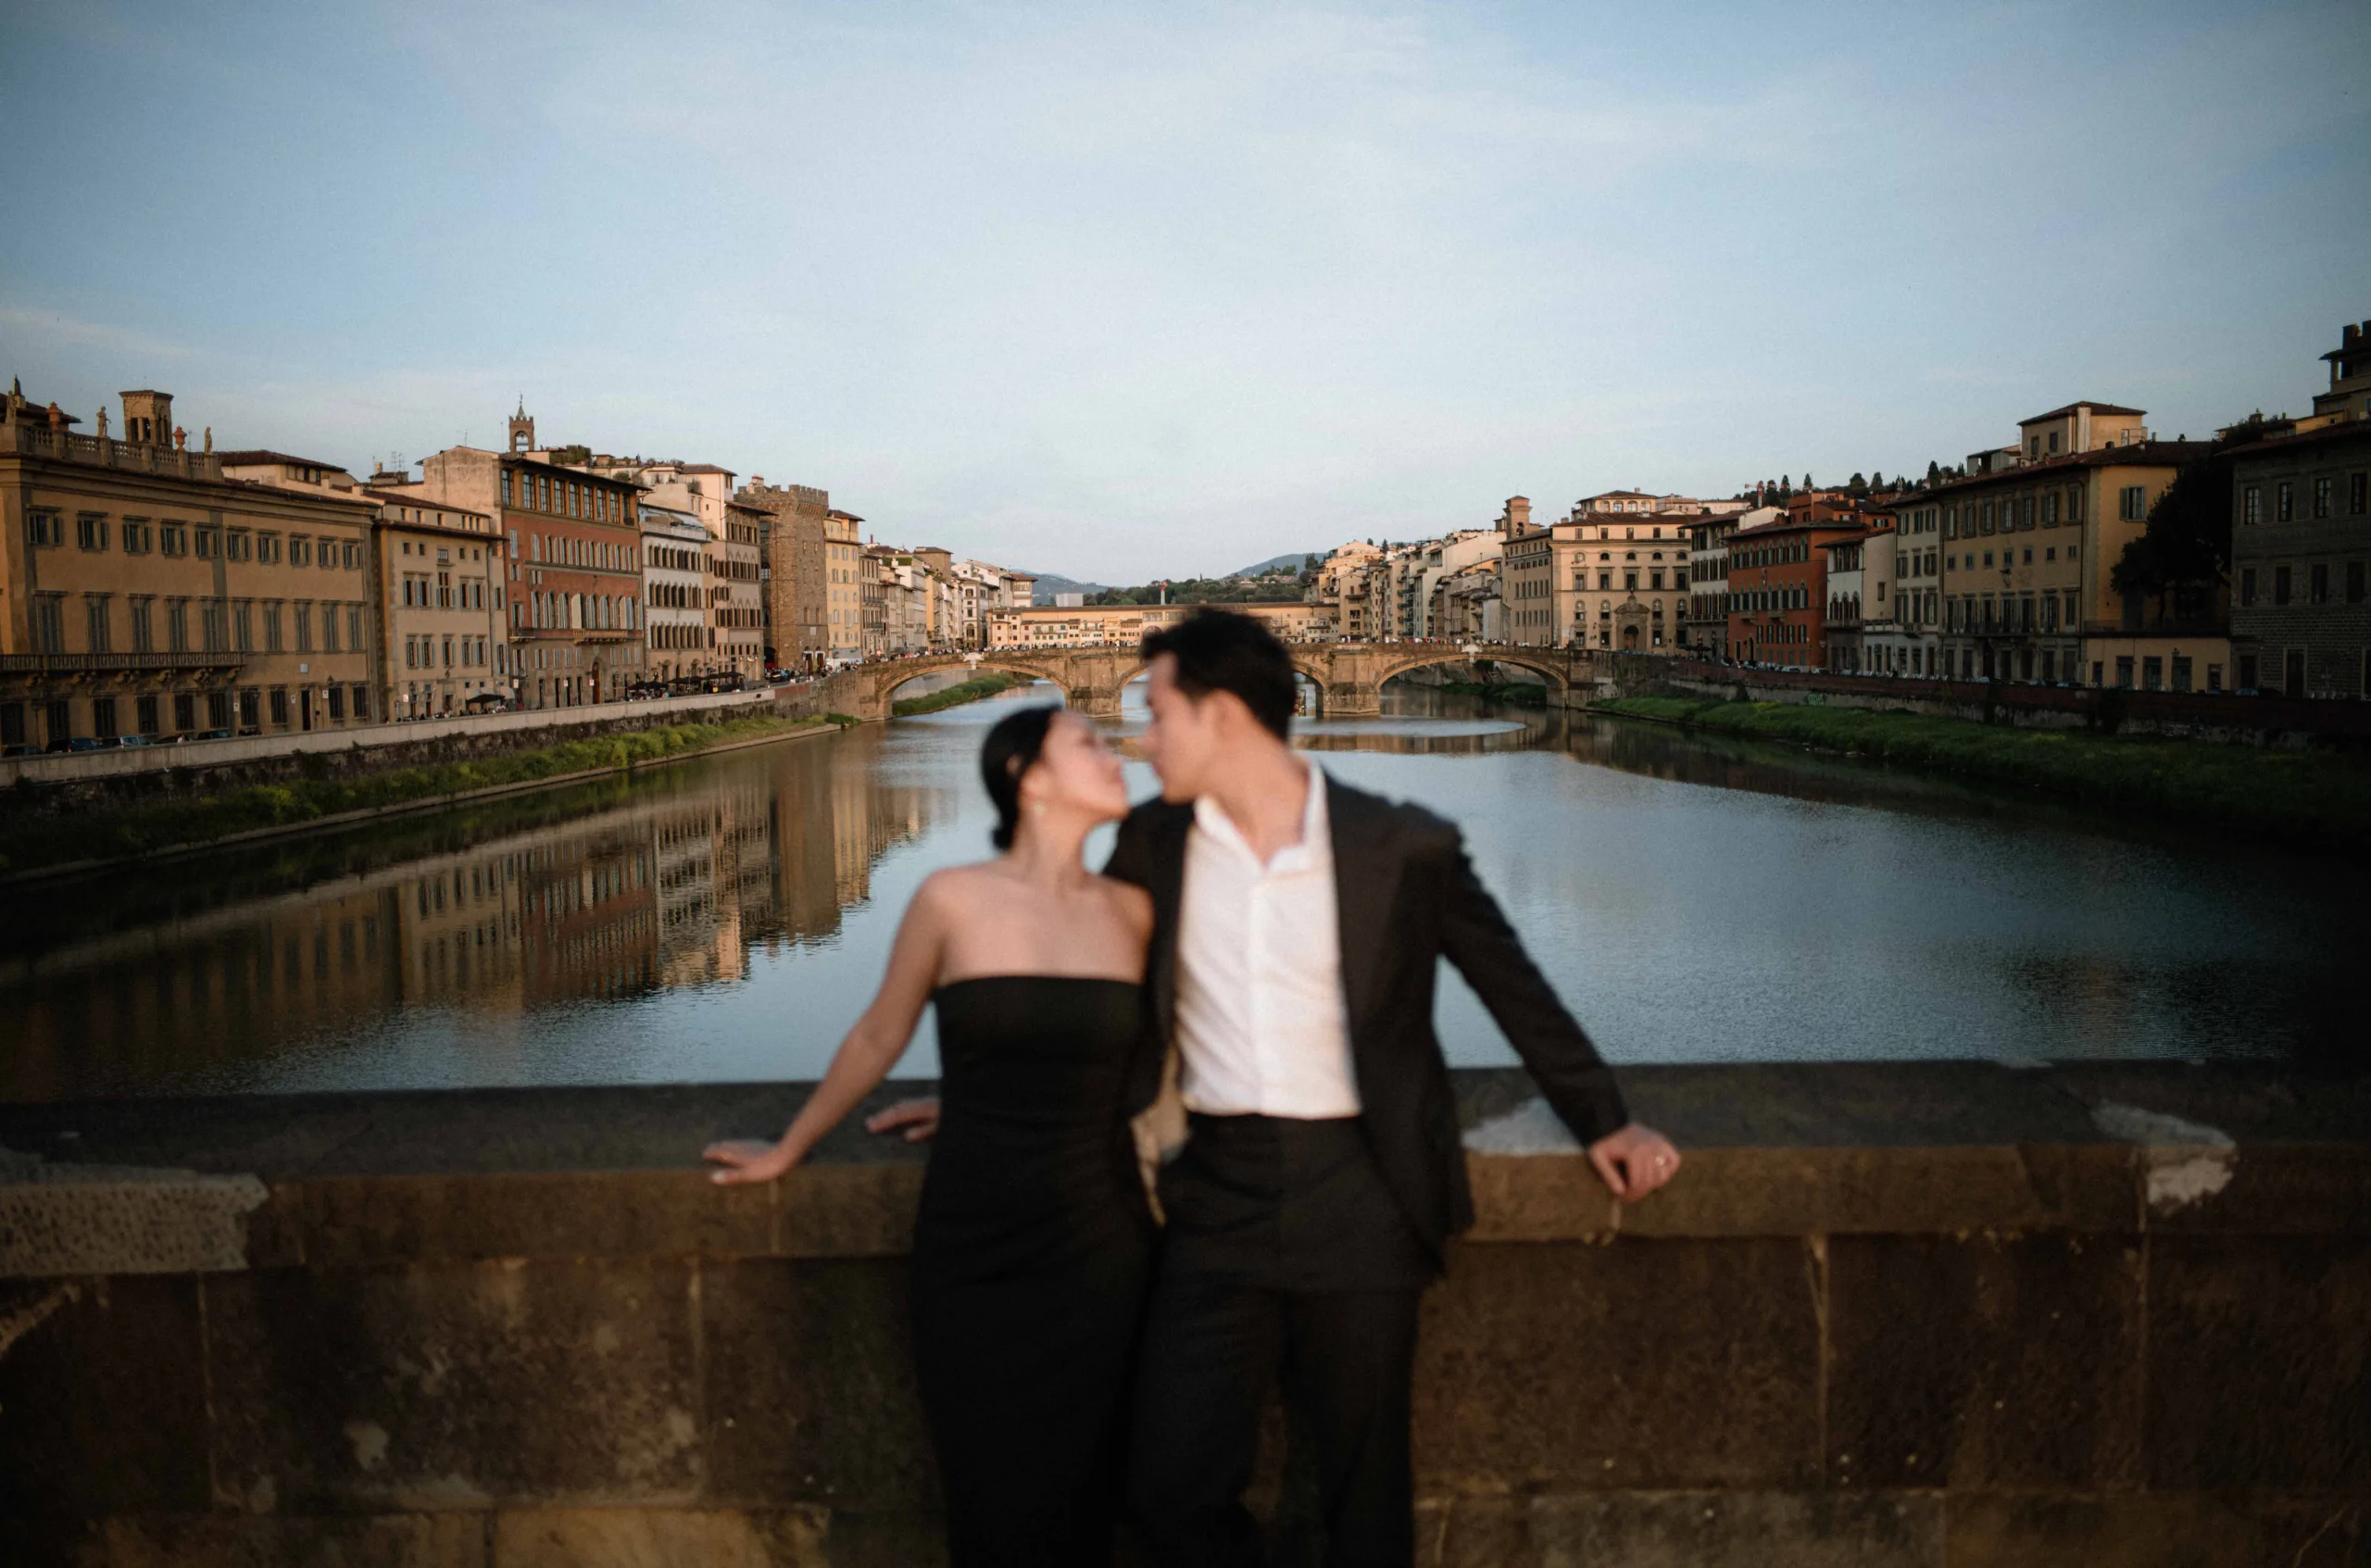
top-left (2, 395), bottom-right (377, 750)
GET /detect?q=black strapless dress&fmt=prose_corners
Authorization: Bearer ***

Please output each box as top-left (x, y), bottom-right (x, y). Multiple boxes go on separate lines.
top-left (913, 976), bottom-right (1157, 1567)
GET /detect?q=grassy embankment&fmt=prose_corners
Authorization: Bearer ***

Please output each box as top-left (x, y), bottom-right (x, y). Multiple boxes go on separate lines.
top-left (1591, 696), bottom-right (2371, 851)
top-left (0, 712), bottom-right (851, 878)
top-left (892, 671), bottom-right (1023, 716)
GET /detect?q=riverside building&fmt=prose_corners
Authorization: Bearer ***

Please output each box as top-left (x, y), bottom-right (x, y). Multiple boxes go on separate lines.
top-left (408, 408), bottom-right (646, 709)
top-left (352, 475), bottom-right (507, 720)
top-left (1932, 402), bottom-right (2212, 688)
top-left (2, 386), bottom-right (377, 751)
top-left (2227, 421), bottom-right (2371, 696)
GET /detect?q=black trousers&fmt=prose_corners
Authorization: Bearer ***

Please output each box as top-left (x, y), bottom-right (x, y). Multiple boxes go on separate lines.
top-left (1128, 1114), bottom-right (1431, 1568)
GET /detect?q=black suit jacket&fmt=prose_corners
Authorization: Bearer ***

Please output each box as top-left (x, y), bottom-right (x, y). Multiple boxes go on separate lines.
top-left (1103, 771), bottom-right (1629, 1260)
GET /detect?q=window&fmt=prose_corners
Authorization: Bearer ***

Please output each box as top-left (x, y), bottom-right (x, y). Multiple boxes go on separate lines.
top-left (174, 693), bottom-right (195, 732)
top-left (93, 697), bottom-right (119, 738)
top-left (78, 513), bottom-right (108, 550)
top-left (227, 530), bottom-right (252, 561)
top-left (327, 685), bottom-right (345, 721)
top-left (257, 533), bottom-right (282, 564)
top-left (2119, 486), bottom-right (2147, 521)
top-left (2242, 485), bottom-right (2262, 526)
top-left (346, 606), bottom-right (362, 649)
top-left (2277, 482), bottom-right (2293, 521)
top-left (2239, 653), bottom-right (2259, 691)
top-left (130, 597), bottom-right (154, 653)
top-left (2274, 565), bottom-right (2291, 606)
top-left (263, 603), bottom-right (283, 653)
top-left (2351, 561), bottom-right (2366, 605)
top-left (2068, 486), bottom-right (2084, 521)
top-left (295, 602), bottom-right (313, 652)
top-left (2310, 564), bottom-right (2329, 605)
top-left (2143, 656), bottom-right (2163, 691)
top-left (270, 687), bottom-right (290, 727)
top-left (196, 525), bottom-right (220, 558)
top-left (27, 509), bottom-right (63, 547)
top-left (351, 685), bottom-right (370, 721)
top-left (204, 599), bottom-right (228, 652)
top-left (2172, 655), bottom-right (2193, 694)
top-left (121, 519), bottom-right (151, 554)
top-left (2115, 656), bottom-right (2135, 688)
top-left (208, 690), bottom-right (232, 730)
top-left (501, 470), bottom-right (515, 508)
top-left (2352, 473), bottom-right (2367, 516)
top-left (84, 595), bottom-right (111, 654)
top-left (168, 599), bottom-right (189, 652)
top-left (2313, 478), bottom-right (2332, 519)
top-left (233, 602), bottom-right (254, 652)
top-left (136, 693), bottom-right (159, 734)
top-left (160, 522), bottom-right (186, 556)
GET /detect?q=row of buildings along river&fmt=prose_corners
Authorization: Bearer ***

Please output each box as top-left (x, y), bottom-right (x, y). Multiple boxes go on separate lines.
top-left (1302, 316), bottom-right (2371, 699)
top-left (0, 386), bottom-right (1044, 753)
top-left (0, 729), bottom-right (946, 1099)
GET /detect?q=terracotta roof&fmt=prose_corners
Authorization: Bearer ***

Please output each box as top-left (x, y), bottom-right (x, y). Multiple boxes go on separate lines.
top-left (1918, 440), bottom-right (2210, 499)
top-left (216, 449), bottom-right (347, 471)
top-left (2018, 401), bottom-right (2145, 425)
top-left (2224, 419), bottom-right (2371, 461)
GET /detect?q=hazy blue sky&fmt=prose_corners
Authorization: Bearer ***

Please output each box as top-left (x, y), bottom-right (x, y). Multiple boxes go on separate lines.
top-left (4, 1), bottom-right (2365, 582)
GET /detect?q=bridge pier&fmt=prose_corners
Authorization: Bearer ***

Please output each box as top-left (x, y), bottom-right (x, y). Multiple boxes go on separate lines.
top-left (1069, 684), bottom-right (1125, 721)
top-left (1323, 683), bottom-right (1383, 718)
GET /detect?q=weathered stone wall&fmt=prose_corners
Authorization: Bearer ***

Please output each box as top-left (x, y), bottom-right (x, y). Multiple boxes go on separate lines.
top-left (1628, 656), bottom-right (2371, 747)
top-left (2, 1063), bottom-right (2365, 1566)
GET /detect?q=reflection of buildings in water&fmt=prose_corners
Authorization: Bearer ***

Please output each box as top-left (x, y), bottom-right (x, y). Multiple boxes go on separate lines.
top-left (2, 734), bottom-right (958, 1099)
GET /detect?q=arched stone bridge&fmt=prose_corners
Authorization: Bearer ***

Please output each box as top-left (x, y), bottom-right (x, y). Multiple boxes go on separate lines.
top-left (824, 643), bottom-right (1612, 721)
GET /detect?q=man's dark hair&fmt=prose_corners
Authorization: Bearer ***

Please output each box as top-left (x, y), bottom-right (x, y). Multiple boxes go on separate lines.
top-left (1141, 609), bottom-right (1296, 739)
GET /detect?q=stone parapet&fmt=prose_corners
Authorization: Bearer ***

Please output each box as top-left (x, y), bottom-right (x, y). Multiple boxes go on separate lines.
top-left (2, 1063), bottom-right (2365, 1565)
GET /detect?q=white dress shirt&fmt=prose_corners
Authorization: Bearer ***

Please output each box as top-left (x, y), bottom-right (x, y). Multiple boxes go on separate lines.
top-left (1173, 759), bottom-right (1362, 1119)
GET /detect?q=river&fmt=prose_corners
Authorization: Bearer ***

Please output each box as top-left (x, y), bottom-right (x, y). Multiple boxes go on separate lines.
top-left (0, 681), bottom-right (2350, 1103)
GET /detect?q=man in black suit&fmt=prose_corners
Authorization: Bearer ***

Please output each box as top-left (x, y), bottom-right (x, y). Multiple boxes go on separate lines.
top-left (1108, 609), bottom-right (1679, 1568)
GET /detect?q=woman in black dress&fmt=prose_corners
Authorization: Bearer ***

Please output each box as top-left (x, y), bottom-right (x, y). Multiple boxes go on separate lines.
top-left (705, 705), bottom-right (1156, 1566)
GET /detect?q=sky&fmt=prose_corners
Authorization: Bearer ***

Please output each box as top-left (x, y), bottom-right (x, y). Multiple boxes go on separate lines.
top-left (3, 1), bottom-right (2365, 584)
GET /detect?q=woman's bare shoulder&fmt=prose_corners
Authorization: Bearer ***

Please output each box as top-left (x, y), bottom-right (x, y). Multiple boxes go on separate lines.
top-left (915, 860), bottom-right (1010, 909)
top-left (1096, 873), bottom-right (1153, 933)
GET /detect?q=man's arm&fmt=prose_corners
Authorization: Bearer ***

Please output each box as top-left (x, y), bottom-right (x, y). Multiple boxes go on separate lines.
top-left (1436, 830), bottom-right (1680, 1198)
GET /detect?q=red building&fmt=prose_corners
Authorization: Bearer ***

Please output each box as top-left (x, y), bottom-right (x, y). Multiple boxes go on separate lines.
top-left (1725, 502), bottom-right (1867, 668)
top-left (410, 407), bottom-right (646, 709)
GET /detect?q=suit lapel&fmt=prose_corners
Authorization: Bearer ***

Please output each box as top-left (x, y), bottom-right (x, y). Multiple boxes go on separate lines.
top-left (1325, 774), bottom-right (1392, 1044)
top-left (1147, 802), bottom-right (1194, 1042)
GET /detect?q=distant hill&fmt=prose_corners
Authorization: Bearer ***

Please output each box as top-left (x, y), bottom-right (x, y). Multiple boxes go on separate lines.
top-left (1231, 551), bottom-right (1321, 578)
top-left (1026, 573), bottom-right (1109, 605)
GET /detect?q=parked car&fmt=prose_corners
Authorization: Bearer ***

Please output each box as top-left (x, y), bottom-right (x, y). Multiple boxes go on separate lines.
top-left (463, 692), bottom-right (513, 713)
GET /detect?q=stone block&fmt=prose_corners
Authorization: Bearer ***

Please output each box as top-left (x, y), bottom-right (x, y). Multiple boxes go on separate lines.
top-left (19, 1512), bottom-right (491, 1568)
top-left (2145, 1144), bottom-right (2371, 1236)
top-left (1528, 1490), bottom-right (1944, 1568)
top-left (0, 1161), bottom-right (270, 1278)
top-left (698, 1258), bottom-right (939, 1512)
top-left (1613, 1145), bottom-right (2136, 1239)
top-left (206, 1260), bottom-right (704, 1512)
top-left (0, 1276), bottom-right (209, 1514)
top-left (1413, 1237), bottom-right (1821, 1491)
top-left (2145, 1236), bottom-right (2371, 1491)
top-left (1943, 1492), bottom-right (2278, 1568)
top-left (774, 1165), bottom-right (922, 1259)
top-left (1825, 1233), bottom-right (2142, 1490)
top-left (299, 1171), bottom-right (772, 1266)
top-left (491, 1508), bottom-right (825, 1567)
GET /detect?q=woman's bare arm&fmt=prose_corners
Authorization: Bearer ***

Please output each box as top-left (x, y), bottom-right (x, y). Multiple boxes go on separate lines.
top-left (705, 876), bottom-right (950, 1184)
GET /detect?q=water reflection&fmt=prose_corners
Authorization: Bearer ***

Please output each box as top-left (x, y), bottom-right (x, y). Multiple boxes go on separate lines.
top-left (0, 679), bottom-right (2351, 1103)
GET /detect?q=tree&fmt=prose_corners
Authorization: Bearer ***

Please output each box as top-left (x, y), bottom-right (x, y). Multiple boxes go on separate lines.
top-left (2109, 419), bottom-right (2269, 626)
top-left (1926, 460), bottom-right (1942, 486)
top-left (1847, 471), bottom-right (1868, 497)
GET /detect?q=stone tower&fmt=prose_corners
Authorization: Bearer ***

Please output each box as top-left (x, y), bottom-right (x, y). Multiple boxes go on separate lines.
top-left (508, 400), bottom-right (535, 455)
top-left (119, 390), bottom-right (175, 446)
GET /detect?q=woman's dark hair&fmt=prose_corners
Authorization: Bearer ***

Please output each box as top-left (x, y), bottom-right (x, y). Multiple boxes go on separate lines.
top-left (981, 704), bottom-right (1061, 850)
top-left (1140, 608), bottom-right (1296, 739)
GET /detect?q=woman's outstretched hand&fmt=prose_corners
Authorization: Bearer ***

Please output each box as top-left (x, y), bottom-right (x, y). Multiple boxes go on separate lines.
top-left (705, 1138), bottom-right (796, 1185)
top-left (866, 1098), bottom-right (942, 1142)
top-left (1585, 1123), bottom-right (1682, 1201)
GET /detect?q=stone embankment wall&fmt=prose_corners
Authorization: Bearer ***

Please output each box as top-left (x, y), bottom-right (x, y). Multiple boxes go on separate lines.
top-left (1617, 657), bottom-right (2371, 746)
top-left (0, 684), bottom-right (857, 810)
top-left (3, 1063), bottom-right (2364, 1566)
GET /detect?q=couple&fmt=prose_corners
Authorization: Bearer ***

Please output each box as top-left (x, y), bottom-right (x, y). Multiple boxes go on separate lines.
top-left (705, 610), bottom-right (1680, 1567)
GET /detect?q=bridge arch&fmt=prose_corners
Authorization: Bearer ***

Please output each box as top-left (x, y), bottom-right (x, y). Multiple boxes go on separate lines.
top-left (879, 657), bottom-right (1072, 708)
top-left (1370, 646), bottom-right (1574, 696)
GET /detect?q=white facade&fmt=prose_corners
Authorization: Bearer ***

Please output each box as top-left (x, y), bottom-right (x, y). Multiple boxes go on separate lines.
top-left (641, 505), bottom-right (710, 679)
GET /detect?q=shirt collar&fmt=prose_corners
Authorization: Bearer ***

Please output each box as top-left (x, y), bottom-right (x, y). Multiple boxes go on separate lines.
top-left (1193, 758), bottom-right (1330, 872)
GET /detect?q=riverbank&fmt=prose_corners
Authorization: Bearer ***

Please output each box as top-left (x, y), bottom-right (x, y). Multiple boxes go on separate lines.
top-left (890, 671), bottom-right (1022, 716)
top-left (0, 712), bottom-right (847, 880)
top-left (1593, 696), bottom-right (2371, 851)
